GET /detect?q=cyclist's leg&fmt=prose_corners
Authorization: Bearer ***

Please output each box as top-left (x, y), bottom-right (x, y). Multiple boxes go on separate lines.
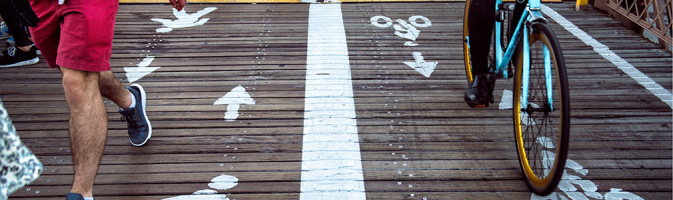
top-left (467, 0), bottom-right (496, 76)
top-left (0, 0), bottom-right (32, 47)
top-left (465, 0), bottom-right (496, 106)
top-left (510, 0), bottom-right (527, 35)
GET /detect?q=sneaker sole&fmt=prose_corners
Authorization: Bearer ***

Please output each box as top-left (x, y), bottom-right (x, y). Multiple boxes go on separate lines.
top-left (0, 57), bottom-right (39, 68)
top-left (130, 84), bottom-right (152, 146)
top-left (465, 95), bottom-right (491, 108)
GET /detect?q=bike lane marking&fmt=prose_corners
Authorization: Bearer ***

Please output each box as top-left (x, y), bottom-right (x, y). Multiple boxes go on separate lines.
top-left (541, 5), bottom-right (672, 109)
top-left (515, 6), bottom-right (649, 199)
top-left (125, 7), bottom-right (217, 83)
top-left (300, 3), bottom-right (367, 200)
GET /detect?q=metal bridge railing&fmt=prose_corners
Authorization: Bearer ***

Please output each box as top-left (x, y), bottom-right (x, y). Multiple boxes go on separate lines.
top-left (606, 0), bottom-right (672, 47)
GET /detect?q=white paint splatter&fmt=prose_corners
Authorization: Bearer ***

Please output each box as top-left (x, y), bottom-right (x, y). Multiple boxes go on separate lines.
top-left (151, 7), bottom-right (217, 33)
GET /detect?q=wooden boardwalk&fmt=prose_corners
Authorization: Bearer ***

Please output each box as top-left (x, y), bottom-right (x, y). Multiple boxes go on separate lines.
top-left (3, 1), bottom-right (671, 199)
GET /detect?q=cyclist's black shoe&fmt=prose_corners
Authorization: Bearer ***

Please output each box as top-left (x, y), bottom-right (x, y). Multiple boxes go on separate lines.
top-left (465, 74), bottom-right (490, 107)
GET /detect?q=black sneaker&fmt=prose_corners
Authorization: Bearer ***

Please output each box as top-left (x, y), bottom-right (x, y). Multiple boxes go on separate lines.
top-left (0, 46), bottom-right (38, 68)
top-left (31, 45), bottom-right (41, 55)
top-left (464, 74), bottom-right (490, 107)
top-left (119, 84), bottom-right (152, 146)
top-left (66, 193), bottom-right (84, 200)
top-left (1, 45), bottom-right (38, 56)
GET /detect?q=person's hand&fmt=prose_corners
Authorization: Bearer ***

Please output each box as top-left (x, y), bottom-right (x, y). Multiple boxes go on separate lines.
top-left (169, 0), bottom-right (187, 11)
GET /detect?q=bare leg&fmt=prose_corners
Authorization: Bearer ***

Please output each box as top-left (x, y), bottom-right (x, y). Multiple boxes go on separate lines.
top-left (98, 70), bottom-right (132, 110)
top-left (17, 45), bottom-right (32, 52)
top-left (60, 67), bottom-right (107, 197)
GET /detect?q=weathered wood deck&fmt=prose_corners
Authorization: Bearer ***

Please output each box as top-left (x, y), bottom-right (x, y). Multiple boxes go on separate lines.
top-left (2, 1), bottom-right (672, 199)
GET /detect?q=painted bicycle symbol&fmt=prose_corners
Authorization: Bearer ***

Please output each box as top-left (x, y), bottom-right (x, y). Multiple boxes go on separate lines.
top-left (370, 15), bottom-right (437, 78)
top-left (370, 15), bottom-right (432, 46)
top-left (531, 137), bottom-right (644, 200)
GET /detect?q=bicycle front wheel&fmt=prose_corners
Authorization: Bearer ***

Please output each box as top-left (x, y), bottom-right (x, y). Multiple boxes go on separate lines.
top-left (512, 23), bottom-right (570, 195)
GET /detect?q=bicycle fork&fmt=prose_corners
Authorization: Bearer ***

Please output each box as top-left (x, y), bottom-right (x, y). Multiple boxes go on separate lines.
top-left (496, 3), bottom-right (555, 112)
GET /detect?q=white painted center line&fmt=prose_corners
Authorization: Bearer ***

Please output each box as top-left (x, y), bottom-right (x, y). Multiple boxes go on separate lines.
top-left (300, 4), bottom-right (366, 200)
top-left (541, 5), bottom-right (673, 109)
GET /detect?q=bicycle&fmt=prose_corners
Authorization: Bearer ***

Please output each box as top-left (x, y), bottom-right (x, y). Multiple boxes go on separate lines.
top-left (462, 0), bottom-right (570, 195)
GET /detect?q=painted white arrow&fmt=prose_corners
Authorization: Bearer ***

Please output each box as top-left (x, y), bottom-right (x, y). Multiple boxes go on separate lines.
top-left (499, 89), bottom-right (514, 110)
top-left (213, 85), bottom-right (255, 121)
top-left (151, 7), bottom-right (217, 33)
top-left (124, 56), bottom-right (160, 83)
top-left (403, 52), bottom-right (437, 78)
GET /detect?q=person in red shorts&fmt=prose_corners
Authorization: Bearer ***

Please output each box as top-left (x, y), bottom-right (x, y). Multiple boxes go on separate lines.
top-left (25, 0), bottom-right (187, 199)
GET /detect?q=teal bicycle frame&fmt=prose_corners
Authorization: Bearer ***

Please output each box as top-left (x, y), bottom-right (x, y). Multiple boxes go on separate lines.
top-left (493, 0), bottom-right (553, 111)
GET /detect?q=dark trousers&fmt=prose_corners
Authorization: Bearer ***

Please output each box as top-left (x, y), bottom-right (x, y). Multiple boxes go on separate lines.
top-left (0, 0), bottom-right (37, 47)
top-left (468, 0), bottom-right (526, 75)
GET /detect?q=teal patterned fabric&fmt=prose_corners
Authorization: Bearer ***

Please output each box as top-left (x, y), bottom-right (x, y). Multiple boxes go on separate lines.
top-left (1, 99), bottom-right (42, 200)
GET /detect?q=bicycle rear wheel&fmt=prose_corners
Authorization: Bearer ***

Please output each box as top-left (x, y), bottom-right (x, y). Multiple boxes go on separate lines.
top-left (512, 23), bottom-right (570, 195)
top-left (462, 0), bottom-right (473, 82)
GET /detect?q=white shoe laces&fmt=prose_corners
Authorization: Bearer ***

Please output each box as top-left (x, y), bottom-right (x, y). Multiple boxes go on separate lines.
top-left (6, 47), bottom-right (16, 57)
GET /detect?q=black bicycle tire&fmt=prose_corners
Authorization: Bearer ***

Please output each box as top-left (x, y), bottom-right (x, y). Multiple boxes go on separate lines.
top-left (512, 22), bottom-right (570, 196)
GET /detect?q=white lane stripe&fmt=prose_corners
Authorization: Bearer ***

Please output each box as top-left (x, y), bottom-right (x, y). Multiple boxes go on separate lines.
top-left (541, 5), bottom-right (673, 109)
top-left (301, 4), bottom-right (366, 200)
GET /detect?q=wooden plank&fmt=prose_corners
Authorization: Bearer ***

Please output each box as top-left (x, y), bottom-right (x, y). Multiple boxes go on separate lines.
top-left (2, 2), bottom-right (671, 199)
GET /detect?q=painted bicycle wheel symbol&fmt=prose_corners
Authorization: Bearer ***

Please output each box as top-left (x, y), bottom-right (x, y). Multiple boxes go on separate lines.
top-left (370, 15), bottom-right (432, 46)
top-left (370, 15), bottom-right (432, 28)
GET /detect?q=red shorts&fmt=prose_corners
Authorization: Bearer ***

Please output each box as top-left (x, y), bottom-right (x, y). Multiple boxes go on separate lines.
top-left (29, 0), bottom-right (119, 72)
